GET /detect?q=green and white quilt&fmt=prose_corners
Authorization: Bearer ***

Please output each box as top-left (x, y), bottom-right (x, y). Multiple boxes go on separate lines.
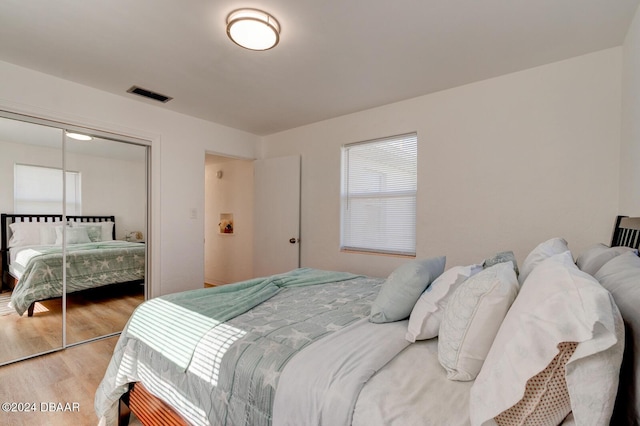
top-left (95, 268), bottom-right (385, 426)
top-left (9, 241), bottom-right (145, 316)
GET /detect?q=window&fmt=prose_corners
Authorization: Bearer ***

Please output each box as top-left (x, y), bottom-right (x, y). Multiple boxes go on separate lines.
top-left (341, 133), bottom-right (417, 256)
top-left (14, 164), bottom-right (81, 215)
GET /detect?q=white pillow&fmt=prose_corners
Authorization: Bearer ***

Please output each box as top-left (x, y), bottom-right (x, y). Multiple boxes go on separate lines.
top-left (55, 226), bottom-right (91, 245)
top-left (405, 264), bottom-right (482, 342)
top-left (575, 243), bottom-right (637, 276)
top-left (8, 220), bottom-right (61, 247)
top-left (438, 262), bottom-right (519, 381)
top-left (39, 223), bottom-right (62, 245)
top-left (71, 221), bottom-right (114, 241)
top-left (519, 237), bottom-right (569, 284)
top-left (470, 251), bottom-right (624, 426)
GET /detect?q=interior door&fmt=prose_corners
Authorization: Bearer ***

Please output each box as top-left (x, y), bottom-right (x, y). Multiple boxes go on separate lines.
top-left (253, 155), bottom-right (301, 277)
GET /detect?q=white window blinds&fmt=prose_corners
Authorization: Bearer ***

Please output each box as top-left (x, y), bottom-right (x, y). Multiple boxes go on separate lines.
top-left (14, 164), bottom-right (81, 215)
top-left (341, 133), bottom-right (417, 256)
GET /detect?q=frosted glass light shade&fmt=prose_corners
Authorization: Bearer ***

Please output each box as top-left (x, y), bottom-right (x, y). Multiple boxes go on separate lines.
top-left (227, 9), bottom-right (280, 51)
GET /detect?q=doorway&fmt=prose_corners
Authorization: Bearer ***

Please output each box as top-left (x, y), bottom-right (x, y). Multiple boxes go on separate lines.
top-left (204, 154), bottom-right (254, 286)
top-left (204, 153), bottom-right (302, 285)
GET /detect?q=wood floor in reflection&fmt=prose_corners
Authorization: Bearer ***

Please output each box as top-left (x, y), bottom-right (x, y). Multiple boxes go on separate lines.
top-left (0, 284), bottom-right (144, 364)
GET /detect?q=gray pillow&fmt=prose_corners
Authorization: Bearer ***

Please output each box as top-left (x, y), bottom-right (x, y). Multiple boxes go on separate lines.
top-left (483, 250), bottom-right (519, 277)
top-left (369, 256), bottom-right (446, 324)
top-left (84, 225), bottom-right (103, 242)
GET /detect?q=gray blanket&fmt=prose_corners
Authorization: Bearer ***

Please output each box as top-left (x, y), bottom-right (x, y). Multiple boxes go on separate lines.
top-left (273, 317), bottom-right (410, 425)
top-left (95, 269), bottom-right (380, 426)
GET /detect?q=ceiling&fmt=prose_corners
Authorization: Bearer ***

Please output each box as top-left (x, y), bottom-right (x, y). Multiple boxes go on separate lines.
top-left (0, 0), bottom-right (638, 136)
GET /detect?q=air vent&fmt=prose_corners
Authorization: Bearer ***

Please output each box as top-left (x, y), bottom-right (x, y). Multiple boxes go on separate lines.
top-left (126, 86), bottom-right (173, 103)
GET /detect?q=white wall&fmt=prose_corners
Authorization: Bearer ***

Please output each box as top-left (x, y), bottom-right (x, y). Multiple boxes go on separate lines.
top-left (0, 60), bottom-right (260, 297)
top-left (204, 156), bottom-right (254, 285)
top-left (621, 5), bottom-right (640, 216)
top-left (261, 48), bottom-right (622, 278)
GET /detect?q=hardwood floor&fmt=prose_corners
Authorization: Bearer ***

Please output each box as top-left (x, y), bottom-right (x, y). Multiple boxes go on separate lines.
top-left (0, 284), bottom-right (144, 364)
top-left (0, 285), bottom-right (147, 424)
top-left (0, 335), bottom-right (142, 425)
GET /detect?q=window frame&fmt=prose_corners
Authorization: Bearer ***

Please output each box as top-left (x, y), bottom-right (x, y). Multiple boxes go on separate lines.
top-left (340, 132), bottom-right (417, 257)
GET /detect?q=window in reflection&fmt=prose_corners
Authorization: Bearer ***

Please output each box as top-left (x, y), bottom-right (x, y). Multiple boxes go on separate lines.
top-left (14, 164), bottom-right (81, 214)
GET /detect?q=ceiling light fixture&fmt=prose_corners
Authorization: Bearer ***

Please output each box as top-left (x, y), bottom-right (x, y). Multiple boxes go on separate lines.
top-left (65, 132), bottom-right (93, 141)
top-left (226, 8), bottom-right (280, 51)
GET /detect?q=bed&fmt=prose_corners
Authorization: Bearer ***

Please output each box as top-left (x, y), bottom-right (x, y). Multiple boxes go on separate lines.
top-left (95, 215), bottom-right (640, 426)
top-left (1, 213), bottom-right (145, 317)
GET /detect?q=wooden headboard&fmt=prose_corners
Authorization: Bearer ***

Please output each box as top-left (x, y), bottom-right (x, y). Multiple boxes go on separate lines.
top-left (611, 215), bottom-right (640, 250)
top-left (1, 214), bottom-right (116, 289)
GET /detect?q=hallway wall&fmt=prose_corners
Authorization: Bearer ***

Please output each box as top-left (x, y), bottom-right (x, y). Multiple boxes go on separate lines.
top-left (204, 155), bottom-right (254, 285)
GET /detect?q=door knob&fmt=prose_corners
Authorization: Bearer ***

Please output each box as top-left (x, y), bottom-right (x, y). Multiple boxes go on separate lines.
top-left (289, 238), bottom-right (299, 244)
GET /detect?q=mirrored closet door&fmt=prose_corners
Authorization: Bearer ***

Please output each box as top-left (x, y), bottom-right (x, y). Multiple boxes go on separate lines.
top-left (64, 134), bottom-right (147, 345)
top-left (0, 112), bottom-right (149, 365)
top-left (0, 117), bottom-right (64, 364)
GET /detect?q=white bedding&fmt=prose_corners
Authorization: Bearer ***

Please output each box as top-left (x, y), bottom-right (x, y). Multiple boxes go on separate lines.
top-left (354, 338), bottom-right (473, 426)
top-left (352, 340), bottom-right (575, 426)
top-left (9, 244), bottom-right (55, 278)
top-left (273, 318), bottom-right (479, 426)
top-left (276, 333), bottom-right (580, 426)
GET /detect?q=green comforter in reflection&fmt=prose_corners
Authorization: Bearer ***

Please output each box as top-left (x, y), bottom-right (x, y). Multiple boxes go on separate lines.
top-left (10, 241), bottom-right (145, 316)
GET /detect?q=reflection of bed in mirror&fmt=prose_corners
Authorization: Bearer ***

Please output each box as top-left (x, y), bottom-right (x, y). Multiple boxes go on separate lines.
top-left (1, 213), bottom-right (145, 317)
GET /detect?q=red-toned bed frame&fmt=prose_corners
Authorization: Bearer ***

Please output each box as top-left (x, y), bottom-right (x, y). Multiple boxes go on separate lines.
top-left (119, 382), bottom-right (188, 426)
